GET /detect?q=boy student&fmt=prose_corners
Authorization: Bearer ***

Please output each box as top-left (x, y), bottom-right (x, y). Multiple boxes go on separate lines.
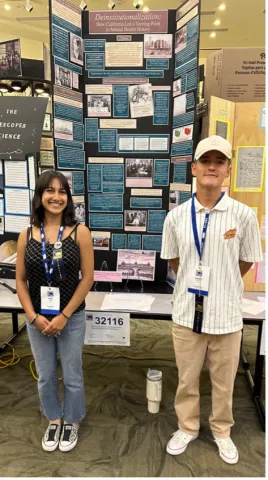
top-left (161, 135), bottom-right (263, 464)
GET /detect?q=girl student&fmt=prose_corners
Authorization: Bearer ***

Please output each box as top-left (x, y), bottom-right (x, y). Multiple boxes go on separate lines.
top-left (16, 170), bottom-right (94, 452)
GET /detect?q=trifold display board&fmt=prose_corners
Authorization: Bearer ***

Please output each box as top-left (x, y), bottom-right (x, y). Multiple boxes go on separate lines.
top-left (50, 0), bottom-right (201, 283)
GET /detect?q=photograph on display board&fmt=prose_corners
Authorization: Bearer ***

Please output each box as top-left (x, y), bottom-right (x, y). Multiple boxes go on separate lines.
top-left (0, 39), bottom-right (21, 77)
top-left (54, 118), bottom-right (73, 141)
top-left (173, 93), bottom-right (186, 115)
top-left (175, 26), bottom-right (187, 53)
top-left (74, 202), bottom-right (85, 223)
top-left (70, 33), bottom-right (83, 66)
top-left (144, 34), bottom-right (172, 58)
top-left (169, 187), bottom-right (191, 210)
top-left (172, 124), bottom-right (193, 143)
top-left (92, 231), bottom-right (110, 250)
top-left (124, 210), bottom-right (147, 232)
top-left (126, 158), bottom-right (153, 187)
top-left (117, 249), bottom-right (156, 281)
top-left (55, 65), bottom-right (72, 88)
top-left (173, 79), bottom-right (182, 97)
top-left (59, 171), bottom-right (73, 194)
top-left (169, 189), bottom-right (179, 210)
top-left (87, 95), bottom-right (111, 117)
top-left (129, 83), bottom-right (154, 118)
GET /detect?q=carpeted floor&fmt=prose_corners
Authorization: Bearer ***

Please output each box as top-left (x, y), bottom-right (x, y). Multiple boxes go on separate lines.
top-left (0, 313), bottom-right (265, 477)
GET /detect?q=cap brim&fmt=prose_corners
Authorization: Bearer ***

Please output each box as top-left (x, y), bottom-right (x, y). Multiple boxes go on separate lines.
top-left (195, 146), bottom-right (232, 161)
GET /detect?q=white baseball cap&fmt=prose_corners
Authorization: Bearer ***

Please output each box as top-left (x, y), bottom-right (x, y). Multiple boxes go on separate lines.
top-left (194, 135), bottom-right (232, 161)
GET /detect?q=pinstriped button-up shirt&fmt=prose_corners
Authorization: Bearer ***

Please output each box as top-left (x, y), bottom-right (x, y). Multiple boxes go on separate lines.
top-left (161, 194), bottom-right (263, 334)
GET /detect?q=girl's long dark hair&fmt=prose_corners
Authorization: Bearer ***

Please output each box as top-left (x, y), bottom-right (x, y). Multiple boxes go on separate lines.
top-left (30, 170), bottom-right (76, 227)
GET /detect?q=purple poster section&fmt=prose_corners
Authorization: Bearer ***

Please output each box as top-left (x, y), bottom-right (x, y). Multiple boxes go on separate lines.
top-left (89, 11), bottom-right (168, 34)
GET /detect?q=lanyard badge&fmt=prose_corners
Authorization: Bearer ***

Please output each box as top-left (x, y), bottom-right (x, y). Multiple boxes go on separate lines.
top-left (188, 193), bottom-right (224, 334)
top-left (40, 224), bottom-right (65, 285)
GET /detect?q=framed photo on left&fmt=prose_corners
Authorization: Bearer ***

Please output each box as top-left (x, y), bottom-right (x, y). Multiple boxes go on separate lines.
top-left (43, 113), bottom-right (52, 132)
top-left (39, 150), bottom-right (54, 166)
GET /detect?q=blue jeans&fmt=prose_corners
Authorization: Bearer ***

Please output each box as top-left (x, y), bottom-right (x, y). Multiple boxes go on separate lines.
top-left (27, 310), bottom-right (86, 423)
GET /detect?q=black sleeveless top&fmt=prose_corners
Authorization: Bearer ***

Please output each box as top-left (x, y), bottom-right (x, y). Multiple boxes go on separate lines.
top-left (25, 224), bottom-right (85, 316)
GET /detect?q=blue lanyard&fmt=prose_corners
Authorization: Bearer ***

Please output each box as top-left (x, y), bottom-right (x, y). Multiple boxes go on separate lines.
top-left (40, 223), bottom-right (64, 285)
top-left (191, 193), bottom-right (224, 263)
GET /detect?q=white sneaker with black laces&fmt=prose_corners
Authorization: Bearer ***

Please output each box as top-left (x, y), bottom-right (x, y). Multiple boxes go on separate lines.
top-left (42, 424), bottom-right (61, 452)
top-left (59, 423), bottom-right (79, 452)
top-left (214, 436), bottom-right (239, 464)
top-left (166, 429), bottom-right (198, 455)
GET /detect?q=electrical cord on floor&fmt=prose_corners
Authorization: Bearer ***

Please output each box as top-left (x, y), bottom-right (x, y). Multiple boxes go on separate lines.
top-left (0, 344), bottom-right (265, 381)
top-left (0, 342), bottom-right (30, 368)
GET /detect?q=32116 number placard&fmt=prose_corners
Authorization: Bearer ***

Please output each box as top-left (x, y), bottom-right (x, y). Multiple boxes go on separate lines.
top-left (84, 311), bottom-right (130, 346)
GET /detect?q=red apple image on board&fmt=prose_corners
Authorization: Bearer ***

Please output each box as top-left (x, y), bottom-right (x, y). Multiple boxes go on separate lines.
top-left (184, 127), bottom-right (192, 136)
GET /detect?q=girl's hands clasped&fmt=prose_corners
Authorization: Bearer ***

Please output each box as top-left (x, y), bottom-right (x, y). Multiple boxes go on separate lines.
top-left (33, 314), bottom-right (50, 333)
top-left (42, 313), bottom-right (68, 337)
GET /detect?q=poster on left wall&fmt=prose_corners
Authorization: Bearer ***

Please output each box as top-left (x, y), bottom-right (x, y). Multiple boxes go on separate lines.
top-left (0, 39), bottom-right (22, 77)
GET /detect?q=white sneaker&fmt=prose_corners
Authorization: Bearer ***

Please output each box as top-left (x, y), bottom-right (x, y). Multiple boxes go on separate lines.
top-left (166, 429), bottom-right (198, 455)
top-left (42, 424), bottom-right (61, 452)
top-left (59, 423), bottom-right (79, 452)
top-left (214, 436), bottom-right (239, 464)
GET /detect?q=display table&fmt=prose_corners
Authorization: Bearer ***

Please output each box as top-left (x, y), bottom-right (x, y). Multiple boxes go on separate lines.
top-left (0, 279), bottom-right (265, 430)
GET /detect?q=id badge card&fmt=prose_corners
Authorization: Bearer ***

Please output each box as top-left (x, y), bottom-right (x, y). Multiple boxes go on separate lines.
top-left (40, 286), bottom-right (60, 315)
top-left (187, 266), bottom-right (210, 297)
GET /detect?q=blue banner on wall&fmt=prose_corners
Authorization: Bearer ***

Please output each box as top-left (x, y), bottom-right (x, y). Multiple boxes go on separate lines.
top-left (99, 129), bottom-right (117, 152)
top-left (147, 210), bottom-right (166, 233)
top-left (153, 159), bottom-right (170, 186)
top-left (153, 92), bottom-right (170, 125)
top-left (142, 235), bottom-right (162, 252)
top-left (173, 162), bottom-right (187, 183)
top-left (87, 164), bottom-right (102, 192)
top-left (54, 102), bottom-right (83, 123)
top-left (73, 122), bottom-right (84, 142)
top-left (73, 171), bottom-right (85, 195)
top-left (88, 193), bottom-right (123, 212)
top-left (89, 214), bottom-right (123, 230)
top-left (57, 148), bottom-right (85, 170)
top-left (130, 197), bottom-right (162, 208)
top-left (85, 53), bottom-right (105, 70)
top-left (55, 139), bottom-right (84, 150)
top-left (102, 164), bottom-right (124, 183)
top-left (85, 118), bottom-right (98, 142)
top-left (171, 140), bottom-right (193, 156)
top-left (128, 234), bottom-right (141, 250)
top-left (113, 85), bottom-right (129, 118)
top-left (52, 24), bottom-right (69, 61)
top-left (84, 39), bottom-right (106, 52)
top-left (173, 111), bottom-right (194, 129)
top-left (146, 59), bottom-right (169, 70)
top-left (88, 70), bottom-right (164, 79)
top-left (112, 234), bottom-right (127, 250)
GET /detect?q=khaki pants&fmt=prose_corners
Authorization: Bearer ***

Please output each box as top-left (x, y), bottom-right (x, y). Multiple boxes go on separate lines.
top-left (172, 324), bottom-right (242, 439)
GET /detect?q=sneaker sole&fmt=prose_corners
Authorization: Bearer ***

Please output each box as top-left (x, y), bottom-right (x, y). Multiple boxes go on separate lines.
top-left (219, 451), bottom-right (239, 465)
top-left (42, 440), bottom-right (59, 452)
top-left (59, 437), bottom-right (78, 452)
top-left (166, 434), bottom-right (198, 456)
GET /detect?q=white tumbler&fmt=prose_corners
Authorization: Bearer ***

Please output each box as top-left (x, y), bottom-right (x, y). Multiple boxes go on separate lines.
top-left (146, 369), bottom-right (162, 413)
